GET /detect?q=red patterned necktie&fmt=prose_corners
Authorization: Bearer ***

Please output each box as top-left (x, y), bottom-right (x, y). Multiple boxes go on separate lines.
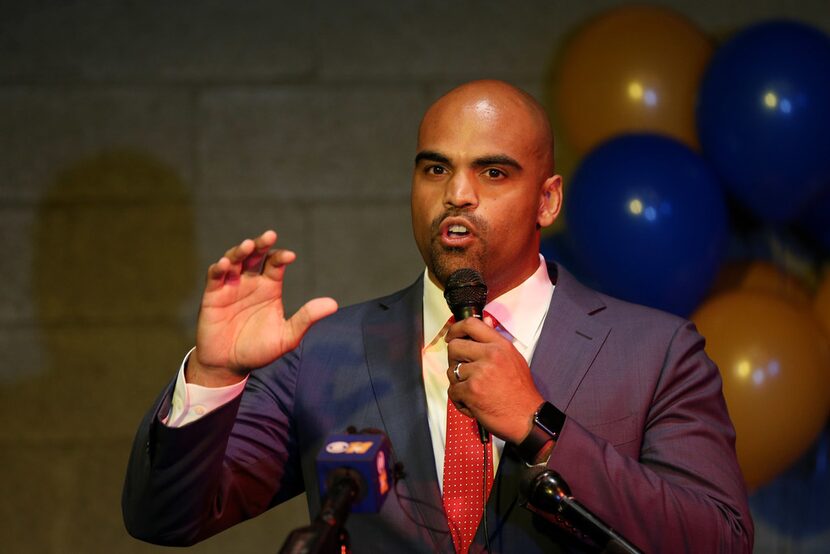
top-left (442, 313), bottom-right (497, 554)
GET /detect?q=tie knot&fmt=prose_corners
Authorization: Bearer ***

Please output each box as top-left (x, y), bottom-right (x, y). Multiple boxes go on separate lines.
top-left (447, 311), bottom-right (499, 329)
top-left (482, 310), bottom-right (499, 329)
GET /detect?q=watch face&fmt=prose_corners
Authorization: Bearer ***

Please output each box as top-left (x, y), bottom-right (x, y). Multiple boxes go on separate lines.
top-left (536, 402), bottom-right (566, 438)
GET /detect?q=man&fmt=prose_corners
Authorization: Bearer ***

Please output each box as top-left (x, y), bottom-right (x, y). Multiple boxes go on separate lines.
top-left (123, 80), bottom-right (753, 553)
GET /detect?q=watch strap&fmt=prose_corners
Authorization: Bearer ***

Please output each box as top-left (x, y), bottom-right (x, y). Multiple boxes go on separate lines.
top-left (516, 401), bottom-right (566, 464)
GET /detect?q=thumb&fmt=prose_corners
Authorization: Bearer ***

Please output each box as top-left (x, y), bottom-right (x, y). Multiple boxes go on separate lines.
top-left (284, 297), bottom-right (339, 349)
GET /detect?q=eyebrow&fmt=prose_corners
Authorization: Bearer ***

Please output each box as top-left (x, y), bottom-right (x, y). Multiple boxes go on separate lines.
top-left (414, 150), bottom-right (450, 166)
top-left (414, 151), bottom-right (523, 171)
top-left (471, 155), bottom-right (523, 171)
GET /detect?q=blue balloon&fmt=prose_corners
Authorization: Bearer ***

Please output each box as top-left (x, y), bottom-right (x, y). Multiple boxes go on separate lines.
top-left (697, 21), bottom-right (830, 223)
top-left (799, 184), bottom-right (830, 253)
top-left (750, 423), bottom-right (830, 541)
top-left (539, 229), bottom-right (599, 290)
top-left (565, 134), bottom-right (728, 316)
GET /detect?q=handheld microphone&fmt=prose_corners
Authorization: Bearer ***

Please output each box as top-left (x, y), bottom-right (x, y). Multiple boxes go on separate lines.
top-left (444, 268), bottom-right (490, 444)
top-left (520, 467), bottom-right (643, 554)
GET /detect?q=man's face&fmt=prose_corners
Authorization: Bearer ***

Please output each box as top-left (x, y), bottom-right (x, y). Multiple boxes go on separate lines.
top-left (411, 88), bottom-right (560, 298)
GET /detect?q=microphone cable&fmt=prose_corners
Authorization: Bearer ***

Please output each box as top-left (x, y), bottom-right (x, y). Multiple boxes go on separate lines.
top-left (482, 440), bottom-right (492, 554)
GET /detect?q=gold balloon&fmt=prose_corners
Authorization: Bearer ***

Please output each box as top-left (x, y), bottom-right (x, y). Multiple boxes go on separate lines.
top-left (693, 290), bottom-right (830, 490)
top-left (556, 5), bottom-right (713, 154)
top-left (711, 260), bottom-right (812, 307)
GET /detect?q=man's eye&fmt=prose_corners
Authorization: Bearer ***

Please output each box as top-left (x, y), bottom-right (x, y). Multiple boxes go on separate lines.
top-left (427, 165), bottom-right (447, 175)
top-left (485, 168), bottom-right (505, 179)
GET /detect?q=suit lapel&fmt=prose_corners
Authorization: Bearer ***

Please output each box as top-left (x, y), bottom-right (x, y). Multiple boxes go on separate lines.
top-left (363, 265), bottom-right (612, 549)
top-left (363, 277), bottom-right (452, 548)
top-left (484, 263), bottom-right (611, 549)
top-left (528, 263), bottom-right (611, 412)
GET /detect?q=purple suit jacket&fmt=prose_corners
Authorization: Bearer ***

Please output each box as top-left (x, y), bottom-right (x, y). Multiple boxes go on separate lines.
top-left (123, 263), bottom-right (753, 552)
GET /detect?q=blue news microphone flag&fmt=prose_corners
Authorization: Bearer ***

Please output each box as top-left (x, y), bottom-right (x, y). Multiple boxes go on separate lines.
top-left (316, 432), bottom-right (393, 514)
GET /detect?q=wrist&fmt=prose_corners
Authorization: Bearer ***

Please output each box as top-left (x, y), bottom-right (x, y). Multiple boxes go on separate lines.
top-left (530, 439), bottom-right (555, 465)
top-left (515, 401), bottom-right (566, 465)
top-left (186, 350), bottom-right (249, 387)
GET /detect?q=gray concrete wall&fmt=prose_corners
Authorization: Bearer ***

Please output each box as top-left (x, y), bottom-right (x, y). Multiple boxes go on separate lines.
top-left (1, 1), bottom-right (828, 552)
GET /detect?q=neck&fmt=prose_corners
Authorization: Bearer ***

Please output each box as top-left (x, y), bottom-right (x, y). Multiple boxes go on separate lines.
top-left (484, 257), bottom-right (542, 300)
top-left (427, 255), bottom-right (541, 302)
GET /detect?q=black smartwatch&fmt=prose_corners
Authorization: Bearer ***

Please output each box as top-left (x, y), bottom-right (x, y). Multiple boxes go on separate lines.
top-left (516, 401), bottom-right (566, 464)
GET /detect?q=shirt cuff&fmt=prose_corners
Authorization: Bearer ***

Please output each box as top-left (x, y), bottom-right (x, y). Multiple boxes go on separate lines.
top-left (162, 347), bottom-right (249, 427)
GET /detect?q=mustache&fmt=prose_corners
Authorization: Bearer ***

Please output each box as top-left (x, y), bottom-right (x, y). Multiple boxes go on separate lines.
top-left (429, 209), bottom-right (488, 236)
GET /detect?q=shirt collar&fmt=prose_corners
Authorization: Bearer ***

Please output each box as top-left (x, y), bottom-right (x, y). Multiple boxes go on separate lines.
top-left (422, 255), bottom-right (554, 349)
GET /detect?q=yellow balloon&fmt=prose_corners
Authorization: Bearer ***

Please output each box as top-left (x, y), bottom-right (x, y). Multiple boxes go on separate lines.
top-left (556, 5), bottom-right (713, 154)
top-left (693, 290), bottom-right (830, 490)
top-left (711, 260), bottom-right (812, 307)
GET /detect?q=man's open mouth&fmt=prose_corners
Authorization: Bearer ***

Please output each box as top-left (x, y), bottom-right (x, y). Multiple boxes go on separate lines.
top-left (447, 224), bottom-right (470, 237)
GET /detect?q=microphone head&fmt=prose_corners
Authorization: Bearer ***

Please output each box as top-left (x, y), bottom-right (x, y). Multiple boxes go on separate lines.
top-left (519, 467), bottom-right (571, 514)
top-left (444, 268), bottom-right (488, 320)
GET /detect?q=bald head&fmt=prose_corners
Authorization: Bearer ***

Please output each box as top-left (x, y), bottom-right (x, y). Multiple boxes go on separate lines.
top-left (419, 80), bottom-right (555, 175)
top-left (411, 79), bottom-right (563, 298)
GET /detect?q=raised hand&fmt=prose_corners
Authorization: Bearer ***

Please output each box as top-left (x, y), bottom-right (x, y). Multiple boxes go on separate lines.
top-left (187, 230), bottom-right (338, 386)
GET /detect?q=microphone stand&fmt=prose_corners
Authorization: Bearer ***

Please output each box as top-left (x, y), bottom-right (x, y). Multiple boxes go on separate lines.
top-left (278, 471), bottom-right (360, 554)
top-left (522, 469), bottom-right (643, 554)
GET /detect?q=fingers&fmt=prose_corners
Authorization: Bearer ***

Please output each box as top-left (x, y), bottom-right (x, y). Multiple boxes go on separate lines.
top-left (206, 256), bottom-right (233, 292)
top-left (449, 361), bottom-right (463, 383)
top-left (446, 337), bottom-right (543, 442)
top-left (446, 370), bottom-right (475, 417)
top-left (445, 317), bottom-right (502, 343)
top-left (224, 230), bottom-right (277, 272)
top-left (284, 297), bottom-right (339, 350)
top-left (446, 357), bottom-right (483, 388)
top-left (261, 248), bottom-right (297, 281)
top-left (205, 230), bottom-right (281, 290)
top-left (240, 230), bottom-right (279, 274)
top-left (446, 336), bottom-right (486, 369)
top-left (450, 398), bottom-right (474, 419)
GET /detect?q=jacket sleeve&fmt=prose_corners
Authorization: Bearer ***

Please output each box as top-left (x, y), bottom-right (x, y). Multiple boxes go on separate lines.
top-left (547, 321), bottom-right (753, 553)
top-left (121, 348), bottom-right (304, 546)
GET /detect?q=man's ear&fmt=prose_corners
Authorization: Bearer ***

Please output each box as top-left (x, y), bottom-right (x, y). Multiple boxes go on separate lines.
top-left (537, 174), bottom-right (563, 229)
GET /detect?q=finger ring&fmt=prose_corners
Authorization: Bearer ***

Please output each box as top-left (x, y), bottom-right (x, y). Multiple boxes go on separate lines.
top-left (453, 362), bottom-right (463, 382)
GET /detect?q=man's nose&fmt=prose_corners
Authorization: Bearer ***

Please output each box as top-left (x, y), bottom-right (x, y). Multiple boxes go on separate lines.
top-left (443, 172), bottom-right (478, 209)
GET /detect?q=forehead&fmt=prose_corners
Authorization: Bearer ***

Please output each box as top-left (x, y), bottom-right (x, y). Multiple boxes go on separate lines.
top-left (417, 95), bottom-right (544, 164)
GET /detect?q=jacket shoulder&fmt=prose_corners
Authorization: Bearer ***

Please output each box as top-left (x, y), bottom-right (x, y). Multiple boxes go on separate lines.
top-left (552, 262), bottom-right (692, 340)
top-left (302, 278), bottom-right (421, 337)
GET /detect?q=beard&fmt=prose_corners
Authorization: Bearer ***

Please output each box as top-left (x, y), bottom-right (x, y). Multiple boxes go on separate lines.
top-left (427, 210), bottom-right (489, 287)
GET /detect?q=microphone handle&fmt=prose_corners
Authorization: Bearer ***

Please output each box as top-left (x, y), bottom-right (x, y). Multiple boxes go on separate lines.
top-left (562, 497), bottom-right (642, 554)
top-left (454, 309), bottom-right (490, 444)
top-left (317, 472), bottom-right (360, 528)
top-left (278, 472), bottom-right (360, 554)
top-left (525, 469), bottom-right (642, 554)
top-left (478, 421), bottom-right (490, 443)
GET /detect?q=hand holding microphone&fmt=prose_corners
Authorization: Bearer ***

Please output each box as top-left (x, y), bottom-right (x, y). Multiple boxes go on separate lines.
top-left (443, 269), bottom-right (490, 443)
top-left (443, 268), bottom-right (545, 446)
